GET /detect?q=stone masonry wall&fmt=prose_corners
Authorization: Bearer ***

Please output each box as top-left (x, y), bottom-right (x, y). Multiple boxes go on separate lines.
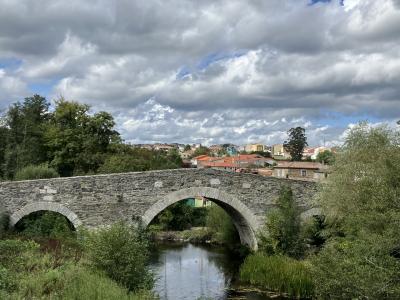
top-left (0, 168), bottom-right (318, 231)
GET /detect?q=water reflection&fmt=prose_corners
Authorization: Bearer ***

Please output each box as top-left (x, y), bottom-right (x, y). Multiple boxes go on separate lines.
top-left (149, 242), bottom-right (278, 300)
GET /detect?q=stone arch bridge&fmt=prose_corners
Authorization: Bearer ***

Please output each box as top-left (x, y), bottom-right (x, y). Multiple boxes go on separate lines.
top-left (0, 169), bottom-right (318, 250)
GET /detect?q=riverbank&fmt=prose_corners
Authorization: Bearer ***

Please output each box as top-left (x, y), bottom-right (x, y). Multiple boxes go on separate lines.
top-left (150, 227), bottom-right (223, 245)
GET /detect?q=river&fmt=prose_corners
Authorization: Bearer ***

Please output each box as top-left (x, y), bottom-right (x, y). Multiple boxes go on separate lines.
top-left (149, 242), bottom-right (284, 300)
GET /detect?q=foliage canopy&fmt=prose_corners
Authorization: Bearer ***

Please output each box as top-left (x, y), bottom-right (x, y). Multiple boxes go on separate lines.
top-left (283, 127), bottom-right (308, 161)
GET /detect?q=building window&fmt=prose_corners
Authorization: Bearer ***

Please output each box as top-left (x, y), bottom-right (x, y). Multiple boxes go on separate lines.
top-left (301, 169), bottom-right (307, 177)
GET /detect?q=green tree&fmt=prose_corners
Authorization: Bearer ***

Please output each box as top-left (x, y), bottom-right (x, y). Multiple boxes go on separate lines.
top-left (283, 127), bottom-right (308, 161)
top-left (99, 144), bottom-right (182, 174)
top-left (0, 125), bottom-right (8, 179)
top-left (3, 95), bottom-right (50, 179)
top-left (260, 186), bottom-right (304, 258)
top-left (184, 144), bottom-right (191, 151)
top-left (192, 146), bottom-right (210, 157)
top-left (312, 123), bottom-right (400, 299)
top-left (45, 99), bottom-right (119, 176)
top-left (316, 150), bottom-right (335, 165)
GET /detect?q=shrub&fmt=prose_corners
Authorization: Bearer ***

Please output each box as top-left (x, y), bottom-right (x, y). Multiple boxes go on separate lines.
top-left (14, 164), bottom-right (58, 181)
top-left (0, 239), bottom-right (40, 270)
top-left (259, 186), bottom-right (305, 258)
top-left (62, 266), bottom-right (156, 299)
top-left (85, 222), bottom-right (153, 292)
top-left (0, 238), bottom-right (155, 299)
top-left (240, 253), bottom-right (314, 298)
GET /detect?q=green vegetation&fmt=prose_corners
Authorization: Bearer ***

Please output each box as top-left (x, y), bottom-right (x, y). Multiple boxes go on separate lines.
top-left (192, 146), bottom-right (210, 157)
top-left (259, 186), bottom-right (305, 259)
top-left (0, 95), bottom-right (182, 181)
top-left (99, 144), bottom-right (182, 174)
top-left (150, 201), bottom-right (208, 231)
top-left (243, 123), bottom-right (400, 299)
top-left (283, 126), bottom-right (308, 161)
top-left (14, 164), bottom-right (59, 181)
top-left (206, 204), bottom-right (239, 246)
top-left (149, 201), bottom-right (241, 249)
top-left (240, 253), bottom-right (313, 298)
top-left (316, 150), bottom-right (335, 165)
top-left (0, 213), bottom-right (156, 299)
top-left (0, 213), bottom-right (8, 238)
top-left (85, 222), bottom-right (153, 292)
top-left (14, 211), bottom-right (75, 239)
top-left (311, 123), bottom-right (400, 299)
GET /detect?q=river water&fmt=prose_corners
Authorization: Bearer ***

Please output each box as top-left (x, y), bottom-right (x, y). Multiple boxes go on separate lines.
top-left (149, 242), bottom-right (283, 300)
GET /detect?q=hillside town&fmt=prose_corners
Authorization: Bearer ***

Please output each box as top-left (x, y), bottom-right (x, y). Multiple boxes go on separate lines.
top-left (133, 142), bottom-right (334, 181)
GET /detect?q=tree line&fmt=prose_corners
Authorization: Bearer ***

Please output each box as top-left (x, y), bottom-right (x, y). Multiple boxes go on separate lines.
top-left (0, 95), bottom-right (182, 180)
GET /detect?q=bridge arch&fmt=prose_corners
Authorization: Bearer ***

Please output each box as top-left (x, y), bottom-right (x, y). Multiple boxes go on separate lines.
top-left (142, 187), bottom-right (260, 250)
top-left (9, 202), bottom-right (82, 229)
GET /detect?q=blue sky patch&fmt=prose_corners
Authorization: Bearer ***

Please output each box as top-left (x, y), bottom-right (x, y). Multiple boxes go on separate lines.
top-left (197, 51), bottom-right (247, 70)
top-left (28, 79), bottom-right (59, 98)
top-left (315, 111), bottom-right (383, 127)
top-left (310, 0), bottom-right (344, 5)
top-left (0, 58), bottom-right (23, 71)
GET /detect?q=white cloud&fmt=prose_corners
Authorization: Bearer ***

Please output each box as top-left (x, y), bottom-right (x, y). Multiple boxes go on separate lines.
top-left (0, 0), bottom-right (398, 145)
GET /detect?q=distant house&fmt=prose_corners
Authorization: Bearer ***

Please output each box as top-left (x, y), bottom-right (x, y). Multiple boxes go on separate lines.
top-left (244, 143), bottom-right (266, 153)
top-left (303, 146), bottom-right (332, 160)
top-left (186, 196), bottom-right (212, 208)
top-left (197, 154), bottom-right (274, 172)
top-left (180, 149), bottom-right (194, 159)
top-left (153, 144), bottom-right (176, 152)
top-left (272, 144), bottom-right (291, 160)
top-left (191, 155), bottom-right (217, 167)
top-left (225, 145), bottom-right (238, 156)
top-left (273, 161), bottom-right (329, 181)
top-left (209, 145), bottom-right (223, 155)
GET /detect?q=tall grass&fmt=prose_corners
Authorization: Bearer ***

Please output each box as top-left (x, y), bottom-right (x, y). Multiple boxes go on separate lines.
top-left (239, 253), bottom-right (314, 298)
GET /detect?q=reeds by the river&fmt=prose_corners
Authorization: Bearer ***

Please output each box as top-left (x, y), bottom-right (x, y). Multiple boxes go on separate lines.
top-left (239, 253), bottom-right (314, 299)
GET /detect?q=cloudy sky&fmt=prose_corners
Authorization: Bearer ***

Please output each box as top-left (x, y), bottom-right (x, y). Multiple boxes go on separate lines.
top-left (0, 0), bottom-right (399, 146)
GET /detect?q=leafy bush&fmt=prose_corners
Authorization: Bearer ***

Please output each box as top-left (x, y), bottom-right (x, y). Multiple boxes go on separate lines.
top-left (240, 253), bottom-right (314, 298)
top-left (85, 222), bottom-right (153, 292)
top-left (14, 164), bottom-right (58, 181)
top-left (312, 235), bottom-right (400, 299)
top-left (259, 186), bottom-right (305, 258)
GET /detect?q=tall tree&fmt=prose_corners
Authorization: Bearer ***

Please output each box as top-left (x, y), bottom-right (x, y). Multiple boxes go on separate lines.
top-left (3, 95), bottom-right (50, 179)
top-left (283, 127), bottom-right (308, 161)
top-left (0, 124), bottom-right (8, 179)
top-left (45, 98), bottom-right (119, 176)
